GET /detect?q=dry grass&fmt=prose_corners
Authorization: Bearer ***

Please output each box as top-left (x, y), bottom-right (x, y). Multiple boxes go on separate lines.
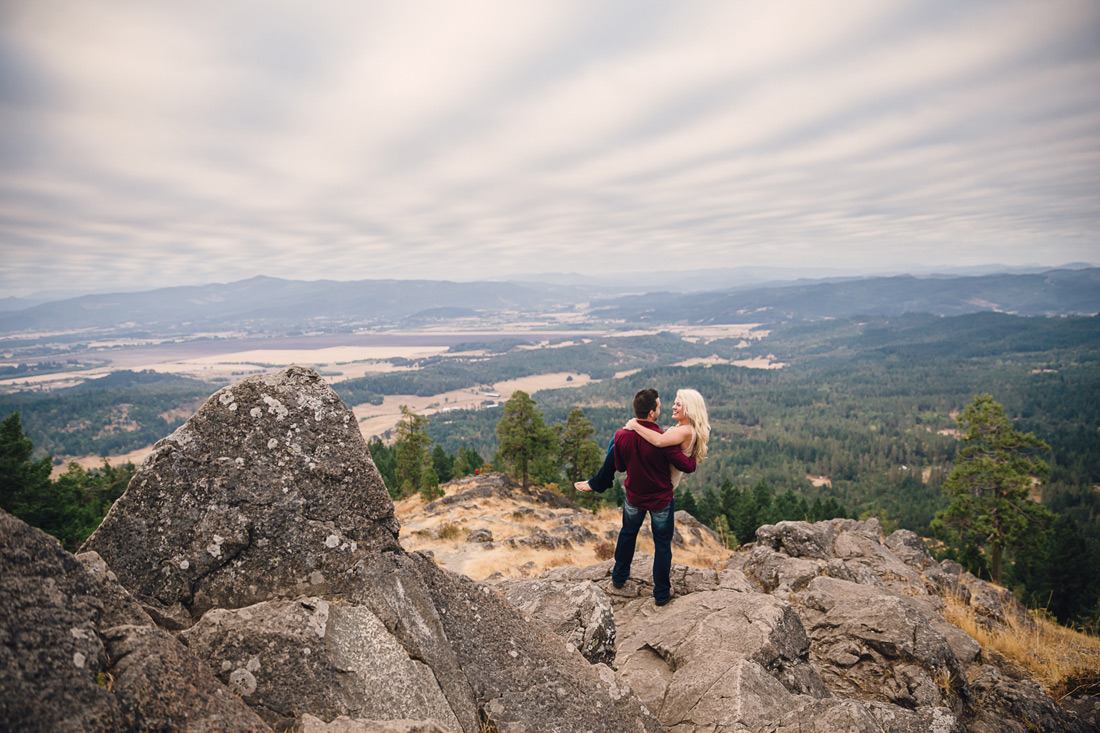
top-left (941, 593), bottom-right (1100, 699)
top-left (395, 477), bottom-right (732, 581)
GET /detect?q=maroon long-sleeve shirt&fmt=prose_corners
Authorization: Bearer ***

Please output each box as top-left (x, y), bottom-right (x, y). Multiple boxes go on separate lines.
top-left (613, 421), bottom-right (697, 511)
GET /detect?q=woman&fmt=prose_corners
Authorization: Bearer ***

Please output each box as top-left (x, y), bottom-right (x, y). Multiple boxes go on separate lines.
top-left (624, 388), bottom-right (709, 485)
top-left (574, 388), bottom-right (710, 493)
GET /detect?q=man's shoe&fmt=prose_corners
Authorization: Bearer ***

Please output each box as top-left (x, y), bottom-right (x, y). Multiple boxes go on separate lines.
top-left (655, 585), bottom-right (676, 606)
top-left (612, 581), bottom-right (625, 590)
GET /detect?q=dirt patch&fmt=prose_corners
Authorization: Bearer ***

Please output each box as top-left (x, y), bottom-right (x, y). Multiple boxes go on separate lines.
top-left (353, 372), bottom-right (593, 441)
top-left (731, 356), bottom-right (788, 369)
top-left (52, 445), bottom-right (152, 477)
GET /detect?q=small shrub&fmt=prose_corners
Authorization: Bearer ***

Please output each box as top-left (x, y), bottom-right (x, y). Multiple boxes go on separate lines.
top-left (437, 523), bottom-right (463, 540)
top-left (594, 542), bottom-right (615, 561)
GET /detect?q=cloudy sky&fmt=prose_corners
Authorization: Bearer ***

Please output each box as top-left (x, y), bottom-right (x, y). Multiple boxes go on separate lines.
top-left (1, 1), bottom-right (1098, 296)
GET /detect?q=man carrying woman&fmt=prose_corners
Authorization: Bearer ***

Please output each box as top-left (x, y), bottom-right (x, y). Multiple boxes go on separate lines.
top-left (576, 388), bottom-right (710, 606)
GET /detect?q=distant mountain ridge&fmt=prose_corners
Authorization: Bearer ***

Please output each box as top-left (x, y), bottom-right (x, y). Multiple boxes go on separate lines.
top-left (0, 275), bottom-right (589, 335)
top-left (590, 267), bottom-right (1100, 323)
top-left (1, 268), bottom-right (1097, 336)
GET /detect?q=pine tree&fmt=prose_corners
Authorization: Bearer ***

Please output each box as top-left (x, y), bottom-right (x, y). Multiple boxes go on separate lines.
top-left (932, 394), bottom-right (1054, 584)
top-left (431, 444), bottom-right (454, 483)
top-left (0, 411), bottom-right (55, 522)
top-left (393, 406), bottom-right (438, 500)
top-left (367, 438), bottom-right (397, 493)
top-left (494, 391), bottom-right (558, 489)
top-left (557, 408), bottom-right (601, 498)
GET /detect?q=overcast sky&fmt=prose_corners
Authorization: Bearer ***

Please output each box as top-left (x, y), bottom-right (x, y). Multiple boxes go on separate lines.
top-left (1, 1), bottom-right (1098, 297)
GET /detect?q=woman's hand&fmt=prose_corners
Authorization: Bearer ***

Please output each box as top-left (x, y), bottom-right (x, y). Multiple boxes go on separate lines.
top-left (624, 418), bottom-right (639, 431)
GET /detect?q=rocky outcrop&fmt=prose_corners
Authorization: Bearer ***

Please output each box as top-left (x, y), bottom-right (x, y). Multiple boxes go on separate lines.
top-left (66, 367), bottom-right (664, 732)
top-left (181, 596), bottom-right (465, 730)
top-left (524, 517), bottom-right (1088, 732)
top-left (0, 509), bottom-right (271, 732)
top-left (81, 366), bottom-right (400, 623)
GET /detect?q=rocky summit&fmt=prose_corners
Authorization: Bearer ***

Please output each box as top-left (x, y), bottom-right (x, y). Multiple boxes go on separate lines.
top-left (1, 366), bottom-right (1095, 732)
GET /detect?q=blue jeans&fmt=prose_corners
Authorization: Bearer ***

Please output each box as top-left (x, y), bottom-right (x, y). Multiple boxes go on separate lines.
top-left (586, 439), bottom-right (616, 492)
top-left (612, 498), bottom-right (675, 604)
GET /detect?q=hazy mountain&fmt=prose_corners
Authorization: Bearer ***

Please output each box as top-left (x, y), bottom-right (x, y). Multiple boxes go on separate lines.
top-left (590, 267), bottom-right (1100, 323)
top-left (0, 276), bottom-right (590, 335)
top-left (504, 262), bottom-right (1096, 293)
top-left (3, 268), bottom-right (1097, 337)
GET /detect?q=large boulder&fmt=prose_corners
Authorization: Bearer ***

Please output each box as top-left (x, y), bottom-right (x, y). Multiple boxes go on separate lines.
top-left (81, 366), bottom-right (401, 623)
top-left (794, 577), bottom-right (966, 710)
top-left (0, 510), bottom-right (270, 732)
top-left (181, 597), bottom-right (465, 731)
top-left (1, 511), bottom-right (126, 731)
top-left (105, 624), bottom-right (273, 732)
top-left (407, 552), bottom-right (663, 732)
top-left (613, 588), bottom-right (830, 730)
top-left (496, 578), bottom-right (616, 664)
top-left (966, 665), bottom-right (1091, 733)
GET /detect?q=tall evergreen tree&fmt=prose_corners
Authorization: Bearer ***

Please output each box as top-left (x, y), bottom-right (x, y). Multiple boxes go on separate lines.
top-left (932, 394), bottom-right (1054, 584)
top-left (394, 406), bottom-right (439, 501)
top-left (495, 391), bottom-right (558, 489)
top-left (367, 438), bottom-right (397, 493)
top-left (0, 412), bottom-right (54, 522)
top-left (557, 408), bottom-right (602, 489)
top-left (431, 444), bottom-right (454, 483)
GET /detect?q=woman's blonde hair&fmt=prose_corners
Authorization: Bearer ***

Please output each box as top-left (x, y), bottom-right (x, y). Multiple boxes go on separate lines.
top-left (677, 388), bottom-right (710, 462)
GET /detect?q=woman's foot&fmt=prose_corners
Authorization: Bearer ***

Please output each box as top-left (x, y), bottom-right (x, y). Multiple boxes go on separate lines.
top-left (656, 585), bottom-right (676, 606)
top-left (574, 481), bottom-right (593, 493)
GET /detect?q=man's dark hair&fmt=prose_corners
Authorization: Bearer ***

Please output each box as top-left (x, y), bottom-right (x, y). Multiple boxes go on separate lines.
top-left (633, 388), bottom-right (659, 419)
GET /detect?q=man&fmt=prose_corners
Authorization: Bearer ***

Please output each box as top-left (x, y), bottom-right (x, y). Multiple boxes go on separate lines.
top-left (578, 388), bottom-right (695, 606)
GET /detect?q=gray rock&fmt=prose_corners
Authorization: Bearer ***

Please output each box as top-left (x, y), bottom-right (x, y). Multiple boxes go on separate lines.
top-left (967, 664), bottom-right (1091, 732)
top-left (543, 554), bottom-right (758, 607)
top-left (465, 529), bottom-right (493, 544)
top-left (961, 572), bottom-right (1029, 627)
top-left (0, 510), bottom-right (269, 733)
top-left (75, 550), bottom-right (154, 629)
top-left (743, 544), bottom-right (824, 597)
top-left (613, 588), bottom-right (830, 731)
top-left (794, 577), bottom-right (964, 710)
top-left (829, 522), bottom-right (925, 595)
top-left (181, 597), bottom-right (464, 731)
top-left (932, 622), bottom-right (982, 666)
top-left (923, 561), bottom-right (970, 603)
top-left (756, 520), bottom-right (839, 559)
top-left (408, 553), bottom-right (663, 733)
top-left (295, 716), bottom-right (449, 733)
top-left (0, 510), bottom-right (126, 732)
top-left (497, 578), bottom-right (616, 664)
top-left (550, 522), bottom-right (597, 544)
top-left (885, 529), bottom-right (935, 569)
top-left (106, 623), bottom-right (272, 732)
top-left (504, 529), bottom-right (572, 550)
top-left (673, 510), bottom-right (722, 549)
top-left (81, 366), bottom-right (401, 622)
top-left (763, 699), bottom-right (961, 733)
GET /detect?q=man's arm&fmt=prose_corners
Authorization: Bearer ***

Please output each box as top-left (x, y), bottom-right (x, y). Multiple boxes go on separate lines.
top-left (613, 428), bottom-right (631, 472)
top-left (663, 444), bottom-right (696, 473)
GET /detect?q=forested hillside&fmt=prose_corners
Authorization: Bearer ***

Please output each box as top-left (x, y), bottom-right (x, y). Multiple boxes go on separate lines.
top-left (0, 371), bottom-right (214, 458)
top-left (424, 314), bottom-right (1100, 537)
